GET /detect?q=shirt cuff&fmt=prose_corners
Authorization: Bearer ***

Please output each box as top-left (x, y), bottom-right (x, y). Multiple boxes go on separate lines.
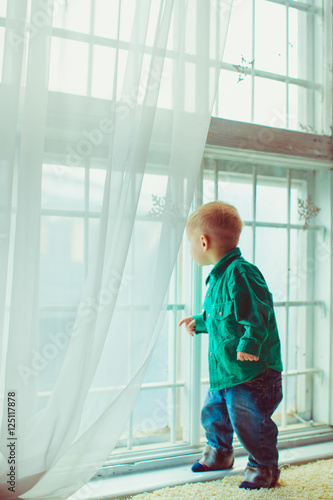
top-left (237, 337), bottom-right (262, 357)
top-left (193, 314), bottom-right (207, 334)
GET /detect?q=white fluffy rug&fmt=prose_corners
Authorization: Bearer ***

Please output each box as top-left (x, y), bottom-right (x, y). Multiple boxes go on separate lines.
top-left (122, 459), bottom-right (333, 500)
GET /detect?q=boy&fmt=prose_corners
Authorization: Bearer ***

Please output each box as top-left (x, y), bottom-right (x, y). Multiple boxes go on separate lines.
top-left (179, 201), bottom-right (283, 490)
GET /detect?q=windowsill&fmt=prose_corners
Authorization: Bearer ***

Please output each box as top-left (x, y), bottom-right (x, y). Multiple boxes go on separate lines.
top-left (70, 441), bottom-right (333, 500)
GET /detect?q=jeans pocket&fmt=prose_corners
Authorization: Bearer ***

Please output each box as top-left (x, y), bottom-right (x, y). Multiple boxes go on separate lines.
top-left (270, 374), bottom-right (283, 410)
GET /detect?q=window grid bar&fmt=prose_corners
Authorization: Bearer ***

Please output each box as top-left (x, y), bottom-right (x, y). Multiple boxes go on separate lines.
top-left (37, 304), bottom-right (186, 313)
top-left (37, 300), bottom-right (323, 317)
top-left (84, 162), bottom-right (90, 280)
top-left (286, 1), bottom-right (290, 129)
top-left (282, 169), bottom-right (292, 427)
top-left (127, 149), bottom-right (136, 451)
top-left (37, 368), bottom-right (322, 399)
top-left (221, 62), bottom-right (322, 91)
top-left (243, 221), bottom-right (324, 231)
top-left (214, 160), bottom-right (218, 200)
top-left (226, 63), bottom-right (322, 90)
top-left (39, 208), bottom-right (325, 232)
top-left (274, 300), bottom-right (325, 308)
top-left (170, 259), bottom-right (179, 444)
top-left (251, 0), bottom-right (256, 123)
top-left (190, 166), bottom-right (204, 447)
top-left (252, 165), bottom-right (257, 263)
top-left (87, 0), bottom-right (96, 97)
top-left (37, 381), bottom-right (187, 398)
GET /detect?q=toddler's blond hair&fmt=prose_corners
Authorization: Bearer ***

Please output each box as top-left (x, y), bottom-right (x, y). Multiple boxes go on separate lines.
top-left (187, 201), bottom-right (243, 250)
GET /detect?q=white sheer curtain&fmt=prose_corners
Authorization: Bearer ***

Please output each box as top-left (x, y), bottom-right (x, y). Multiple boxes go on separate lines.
top-left (0, 0), bottom-right (232, 498)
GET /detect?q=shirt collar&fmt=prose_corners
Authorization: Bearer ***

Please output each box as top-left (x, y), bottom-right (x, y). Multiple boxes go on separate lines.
top-left (206, 247), bottom-right (242, 286)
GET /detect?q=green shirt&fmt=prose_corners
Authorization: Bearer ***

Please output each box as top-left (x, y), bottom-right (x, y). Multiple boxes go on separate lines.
top-left (193, 247), bottom-right (283, 390)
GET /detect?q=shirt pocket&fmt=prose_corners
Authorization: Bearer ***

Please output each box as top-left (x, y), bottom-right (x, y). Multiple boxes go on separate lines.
top-left (210, 301), bottom-right (235, 340)
top-left (212, 301), bottom-right (233, 319)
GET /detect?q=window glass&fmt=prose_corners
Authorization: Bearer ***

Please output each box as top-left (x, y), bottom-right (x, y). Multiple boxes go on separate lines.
top-left (0, 2), bottom-right (6, 17)
top-left (53, 0), bottom-right (91, 34)
top-left (254, 77), bottom-right (286, 128)
top-left (49, 37), bottom-right (89, 95)
top-left (255, 0), bottom-right (287, 76)
top-left (218, 170), bottom-right (253, 222)
top-left (91, 46), bottom-right (116, 100)
top-left (0, 27), bottom-right (4, 82)
top-left (42, 164), bottom-right (85, 211)
top-left (255, 227), bottom-right (288, 300)
top-left (40, 216), bottom-right (84, 306)
top-left (217, 69), bottom-right (252, 123)
top-left (89, 168), bottom-right (106, 212)
top-left (94, 0), bottom-right (119, 39)
top-left (222, 0), bottom-right (252, 65)
top-left (256, 173), bottom-right (288, 223)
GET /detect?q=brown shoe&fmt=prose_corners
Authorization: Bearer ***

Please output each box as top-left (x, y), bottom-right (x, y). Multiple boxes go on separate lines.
top-left (192, 445), bottom-right (235, 472)
top-left (239, 466), bottom-right (280, 489)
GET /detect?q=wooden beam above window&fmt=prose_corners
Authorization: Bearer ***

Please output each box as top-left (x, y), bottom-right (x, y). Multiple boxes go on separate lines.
top-left (207, 118), bottom-right (333, 162)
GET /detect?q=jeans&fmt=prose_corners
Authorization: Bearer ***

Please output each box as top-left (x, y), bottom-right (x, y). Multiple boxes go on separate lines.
top-left (201, 368), bottom-right (283, 470)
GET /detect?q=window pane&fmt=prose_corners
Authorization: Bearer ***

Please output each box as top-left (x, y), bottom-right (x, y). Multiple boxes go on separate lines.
top-left (289, 8), bottom-right (310, 80)
top-left (184, 62), bottom-right (196, 113)
top-left (255, 227), bottom-right (288, 301)
top-left (218, 169), bottom-right (253, 222)
top-left (94, 0), bottom-right (119, 39)
top-left (289, 84), bottom-right (321, 134)
top-left (157, 57), bottom-right (173, 110)
top-left (255, 0), bottom-right (287, 76)
top-left (239, 225), bottom-right (253, 263)
top-left (131, 388), bottom-right (170, 442)
top-left (49, 37), bottom-right (89, 95)
top-left (40, 216), bottom-right (84, 305)
top-left (53, 0), bottom-right (91, 33)
top-left (138, 173), bottom-right (168, 218)
top-left (216, 69), bottom-right (252, 123)
top-left (289, 5), bottom-right (324, 83)
top-left (91, 46), bottom-right (116, 100)
top-left (222, 0), bottom-right (252, 65)
top-left (0, 2), bottom-right (6, 17)
top-left (256, 172), bottom-right (288, 223)
top-left (0, 27), bottom-right (4, 82)
top-left (42, 165), bottom-right (85, 211)
top-left (254, 77), bottom-right (286, 128)
top-left (38, 311), bottom-right (75, 395)
top-left (143, 312), bottom-right (170, 384)
top-left (89, 168), bottom-right (106, 212)
top-left (203, 177), bottom-right (215, 204)
top-left (290, 229), bottom-right (308, 302)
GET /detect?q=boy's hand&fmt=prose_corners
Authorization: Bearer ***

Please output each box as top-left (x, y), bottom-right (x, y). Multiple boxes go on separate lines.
top-left (178, 316), bottom-right (196, 337)
top-left (237, 351), bottom-right (259, 362)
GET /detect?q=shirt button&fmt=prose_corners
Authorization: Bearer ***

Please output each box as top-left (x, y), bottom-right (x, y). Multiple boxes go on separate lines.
top-left (208, 314), bottom-right (211, 317)
top-left (207, 293), bottom-right (210, 297)
top-left (219, 312), bottom-right (222, 316)
top-left (210, 352), bottom-right (213, 356)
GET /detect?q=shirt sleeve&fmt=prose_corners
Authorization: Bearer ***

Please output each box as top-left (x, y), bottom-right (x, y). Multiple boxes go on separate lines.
top-left (193, 311), bottom-right (208, 334)
top-left (230, 271), bottom-right (273, 357)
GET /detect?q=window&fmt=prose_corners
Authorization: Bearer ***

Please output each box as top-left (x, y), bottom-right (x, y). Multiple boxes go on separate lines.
top-left (215, 0), bottom-right (330, 134)
top-left (99, 152), bottom-right (332, 470)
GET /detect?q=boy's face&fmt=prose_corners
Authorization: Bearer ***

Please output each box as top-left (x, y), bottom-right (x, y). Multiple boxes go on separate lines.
top-left (186, 225), bottom-right (210, 266)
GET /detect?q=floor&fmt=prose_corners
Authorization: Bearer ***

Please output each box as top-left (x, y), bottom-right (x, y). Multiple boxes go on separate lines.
top-left (71, 441), bottom-right (333, 500)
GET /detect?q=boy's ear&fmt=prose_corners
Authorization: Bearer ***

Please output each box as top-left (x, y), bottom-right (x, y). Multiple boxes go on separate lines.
top-left (200, 234), bottom-right (209, 252)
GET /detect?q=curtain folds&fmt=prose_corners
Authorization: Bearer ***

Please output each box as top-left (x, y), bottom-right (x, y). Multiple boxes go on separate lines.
top-left (0, 1), bottom-right (232, 498)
